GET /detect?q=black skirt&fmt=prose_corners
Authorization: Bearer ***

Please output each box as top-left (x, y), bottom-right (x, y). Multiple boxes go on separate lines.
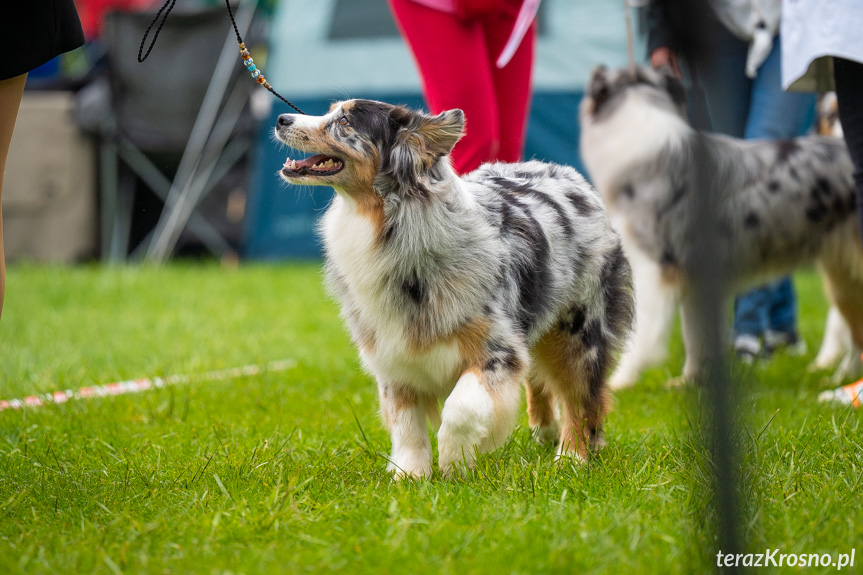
top-left (0, 0), bottom-right (85, 80)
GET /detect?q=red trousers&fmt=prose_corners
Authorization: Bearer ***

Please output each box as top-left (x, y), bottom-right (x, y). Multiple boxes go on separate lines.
top-left (388, 0), bottom-right (535, 173)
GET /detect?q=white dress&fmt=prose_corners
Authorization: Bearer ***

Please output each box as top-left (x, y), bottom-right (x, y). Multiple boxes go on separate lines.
top-left (780, 0), bottom-right (863, 91)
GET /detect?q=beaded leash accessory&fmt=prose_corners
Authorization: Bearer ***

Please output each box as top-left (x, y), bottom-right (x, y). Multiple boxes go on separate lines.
top-left (138, 0), bottom-right (305, 114)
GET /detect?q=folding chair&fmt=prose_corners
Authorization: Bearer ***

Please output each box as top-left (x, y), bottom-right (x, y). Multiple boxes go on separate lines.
top-left (97, 1), bottom-right (258, 262)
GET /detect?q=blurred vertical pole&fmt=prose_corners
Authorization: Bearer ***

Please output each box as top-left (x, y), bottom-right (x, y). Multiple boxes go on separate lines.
top-left (656, 0), bottom-right (743, 571)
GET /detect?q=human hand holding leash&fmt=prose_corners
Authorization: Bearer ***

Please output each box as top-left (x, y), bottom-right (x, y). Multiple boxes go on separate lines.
top-left (650, 46), bottom-right (680, 76)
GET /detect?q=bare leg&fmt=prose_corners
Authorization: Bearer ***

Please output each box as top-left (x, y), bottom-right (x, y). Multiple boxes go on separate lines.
top-left (0, 73), bottom-right (28, 320)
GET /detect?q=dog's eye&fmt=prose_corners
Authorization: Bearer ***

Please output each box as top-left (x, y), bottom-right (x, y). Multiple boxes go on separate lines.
top-left (338, 116), bottom-right (349, 127)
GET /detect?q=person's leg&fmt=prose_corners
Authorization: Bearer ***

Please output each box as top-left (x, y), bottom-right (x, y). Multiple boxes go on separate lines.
top-left (733, 287), bottom-right (770, 359)
top-left (693, 25), bottom-right (751, 137)
top-left (388, 0), bottom-right (498, 173)
top-left (0, 73), bottom-right (28, 320)
top-left (480, 10), bottom-right (535, 163)
top-left (764, 278), bottom-right (807, 354)
top-left (744, 35), bottom-right (816, 140)
top-left (765, 278), bottom-right (797, 333)
top-left (833, 57), bottom-right (863, 243)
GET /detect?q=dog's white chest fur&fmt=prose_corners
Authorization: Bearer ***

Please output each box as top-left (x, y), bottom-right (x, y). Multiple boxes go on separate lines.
top-left (322, 195), bottom-right (462, 394)
top-left (322, 195), bottom-right (379, 290)
top-left (361, 334), bottom-right (462, 394)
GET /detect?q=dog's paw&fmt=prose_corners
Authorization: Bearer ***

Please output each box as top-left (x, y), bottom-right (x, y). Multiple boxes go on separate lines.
top-left (389, 466), bottom-right (431, 481)
top-left (530, 422), bottom-right (559, 445)
top-left (608, 368), bottom-right (638, 390)
top-left (437, 428), bottom-right (482, 477)
top-left (664, 374), bottom-right (691, 389)
top-left (386, 447), bottom-right (432, 480)
top-left (437, 454), bottom-right (473, 479)
top-left (554, 445), bottom-right (588, 464)
top-left (590, 430), bottom-right (607, 451)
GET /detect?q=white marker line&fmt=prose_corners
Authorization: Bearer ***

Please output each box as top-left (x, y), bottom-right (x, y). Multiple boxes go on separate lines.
top-left (0, 359), bottom-right (297, 412)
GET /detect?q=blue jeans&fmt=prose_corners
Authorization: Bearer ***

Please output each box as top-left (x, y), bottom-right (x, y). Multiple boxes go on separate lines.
top-left (734, 279), bottom-right (798, 336)
top-left (692, 30), bottom-right (816, 337)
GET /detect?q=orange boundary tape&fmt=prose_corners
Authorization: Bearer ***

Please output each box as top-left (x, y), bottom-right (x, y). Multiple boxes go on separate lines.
top-left (0, 360), bottom-right (297, 412)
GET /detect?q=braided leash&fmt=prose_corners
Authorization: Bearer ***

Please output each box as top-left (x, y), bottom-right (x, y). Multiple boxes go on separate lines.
top-left (138, 0), bottom-right (305, 114)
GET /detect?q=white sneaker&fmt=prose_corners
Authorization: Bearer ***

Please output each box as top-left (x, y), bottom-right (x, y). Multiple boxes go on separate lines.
top-left (765, 330), bottom-right (808, 356)
top-left (734, 334), bottom-right (762, 364)
top-left (818, 378), bottom-right (863, 408)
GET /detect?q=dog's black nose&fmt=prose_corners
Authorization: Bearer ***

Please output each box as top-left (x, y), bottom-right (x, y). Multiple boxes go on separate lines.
top-left (276, 114), bottom-right (294, 129)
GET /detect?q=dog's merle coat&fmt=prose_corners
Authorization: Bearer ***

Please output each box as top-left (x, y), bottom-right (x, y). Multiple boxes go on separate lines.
top-left (580, 65), bottom-right (863, 388)
top-left (275, 100), bottom-right (634, 477)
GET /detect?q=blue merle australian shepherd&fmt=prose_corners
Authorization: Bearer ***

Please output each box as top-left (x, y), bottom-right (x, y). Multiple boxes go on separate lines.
top-left (275, 100), bottom-right (634, 478)
top-left (580, 65), bottom-right (863, 389)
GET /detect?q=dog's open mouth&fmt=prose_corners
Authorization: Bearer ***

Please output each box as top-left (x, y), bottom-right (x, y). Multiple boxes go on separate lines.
top-left (282, 154), bottom-right (344, 177)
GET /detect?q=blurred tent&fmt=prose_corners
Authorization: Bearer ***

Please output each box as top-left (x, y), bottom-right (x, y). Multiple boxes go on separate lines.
top-left (246, 0), bottom-right (640, 259)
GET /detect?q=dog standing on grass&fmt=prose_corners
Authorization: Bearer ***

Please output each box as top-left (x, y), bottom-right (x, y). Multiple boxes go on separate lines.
top-left (579, 65), bottom-right (863, 389)
top-left (275, 100), bottom-right (634, 478)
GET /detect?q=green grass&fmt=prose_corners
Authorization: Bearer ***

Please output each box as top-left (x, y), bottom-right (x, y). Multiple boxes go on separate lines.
top-left (1, 264), bottom-right (861, 574)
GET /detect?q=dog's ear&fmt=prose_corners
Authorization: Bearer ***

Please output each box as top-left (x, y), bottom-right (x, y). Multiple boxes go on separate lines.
top-left (416, 109), bottom-right (465, 157)
top-left (387, 108), bottom-right (465, 191)
top-left (588, 65), bottom-right (610, 94)
top-left (586, 65), bottom-right (612, 115)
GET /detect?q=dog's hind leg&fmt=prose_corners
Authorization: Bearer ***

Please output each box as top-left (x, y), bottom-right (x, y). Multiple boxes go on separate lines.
top-left (378, 382), bottom-right (434, 479)
top-left (818, 236), bottom-right (863, 379)
top-left (526, 375), bottom-right (559, 445)
top-left (820, 279), bottom-right (863, 379)
top-left (829, 297), bottom-right (863, 380)
top-left (610, 244), bottom-right (678, 389)
top-left (532, 327), bottom-right (612, 462)
top-left (438, 356), bottom-right (526, 477)
top-left (812, 306), bottom-right (854, 370)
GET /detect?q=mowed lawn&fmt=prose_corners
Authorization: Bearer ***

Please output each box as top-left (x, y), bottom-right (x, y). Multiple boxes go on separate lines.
top-left (1, 263), bottom-right (861, 574)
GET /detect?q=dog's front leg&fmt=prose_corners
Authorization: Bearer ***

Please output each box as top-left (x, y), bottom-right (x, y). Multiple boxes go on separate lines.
top-left (378, 382), bottom-right (433, 479)
top-left (610, 244), bottom-right (679, 389)
top-left (676, 291), bottom-right (731, 384)
top-left (438, 367), bottom-right (522, 477)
